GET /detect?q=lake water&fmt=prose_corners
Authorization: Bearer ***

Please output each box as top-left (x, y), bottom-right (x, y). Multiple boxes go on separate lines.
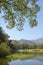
top-left (8, 55), bottom-right (43, 65)
top-left (0, 55), bottom-right (43, 65)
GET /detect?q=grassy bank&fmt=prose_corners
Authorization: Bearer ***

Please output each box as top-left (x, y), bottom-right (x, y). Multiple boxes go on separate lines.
top-left (6, 49), bottom-right (43, 59)
top-left (6, 54), bottom-right (35, 59)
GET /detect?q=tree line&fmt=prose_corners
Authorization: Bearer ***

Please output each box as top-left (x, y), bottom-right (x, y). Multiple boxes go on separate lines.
top-left (0, 26), bottom-right (43, 57)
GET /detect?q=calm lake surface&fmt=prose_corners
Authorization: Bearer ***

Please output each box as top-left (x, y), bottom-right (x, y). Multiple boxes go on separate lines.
top-left (0, 55), bottom-right (43, 65)
top-left (8, 55), bottom-right (43, 65)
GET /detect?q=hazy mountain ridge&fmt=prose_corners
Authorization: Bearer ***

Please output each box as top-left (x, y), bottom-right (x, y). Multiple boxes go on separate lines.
top-left (19, 39), bottom-right (35, 44)
top-left (18, 38), bottom-right (43, 44)
top-left (33, 38), bottom-right (43, 44)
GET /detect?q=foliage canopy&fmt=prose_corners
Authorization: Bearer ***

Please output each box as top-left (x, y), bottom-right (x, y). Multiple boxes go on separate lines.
top-left (0, 0), bottom-right (40, 31)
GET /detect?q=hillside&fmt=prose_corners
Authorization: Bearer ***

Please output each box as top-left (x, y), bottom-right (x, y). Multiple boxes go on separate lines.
top-left (18, 39), bottom-right (35, 45)
top-left (33, 38), bottom-right (43, 44)
top-left (18, 38), bottom-right (43, 44)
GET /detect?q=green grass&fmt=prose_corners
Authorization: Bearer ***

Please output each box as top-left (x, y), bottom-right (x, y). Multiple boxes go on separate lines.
top-left (6, 53), bottom-right (35, 59)
top-left (6, 49), bottom-right (43, 59)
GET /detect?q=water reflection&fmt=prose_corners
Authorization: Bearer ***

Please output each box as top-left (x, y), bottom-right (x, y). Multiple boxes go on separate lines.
top-left (8, 59), bottom-right (43, 65)
top-left (33, 55), bottom-right (43, 62)
top-left (0, 54), bottom-right (43, 65)
top-left (0, 58), bottom-right (12, 65)
top-left (8, 55), bottom-right (43, 65)
top-left (0, 58), bottom-right (8, 65)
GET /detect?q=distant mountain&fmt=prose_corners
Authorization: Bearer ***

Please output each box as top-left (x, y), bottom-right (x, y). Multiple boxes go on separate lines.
top-left (18, 39), bottom-right (35, 45)
top-left (18, 38), bottom-right (43, 45)
top-left (11, 38), bottom-right (43, 45)
top-left (33, 38), bottom-right (43, 44)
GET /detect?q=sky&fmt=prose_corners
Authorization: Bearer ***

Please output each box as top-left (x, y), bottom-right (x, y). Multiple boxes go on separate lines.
top-left (0, 0), bottom-right (43, 40)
